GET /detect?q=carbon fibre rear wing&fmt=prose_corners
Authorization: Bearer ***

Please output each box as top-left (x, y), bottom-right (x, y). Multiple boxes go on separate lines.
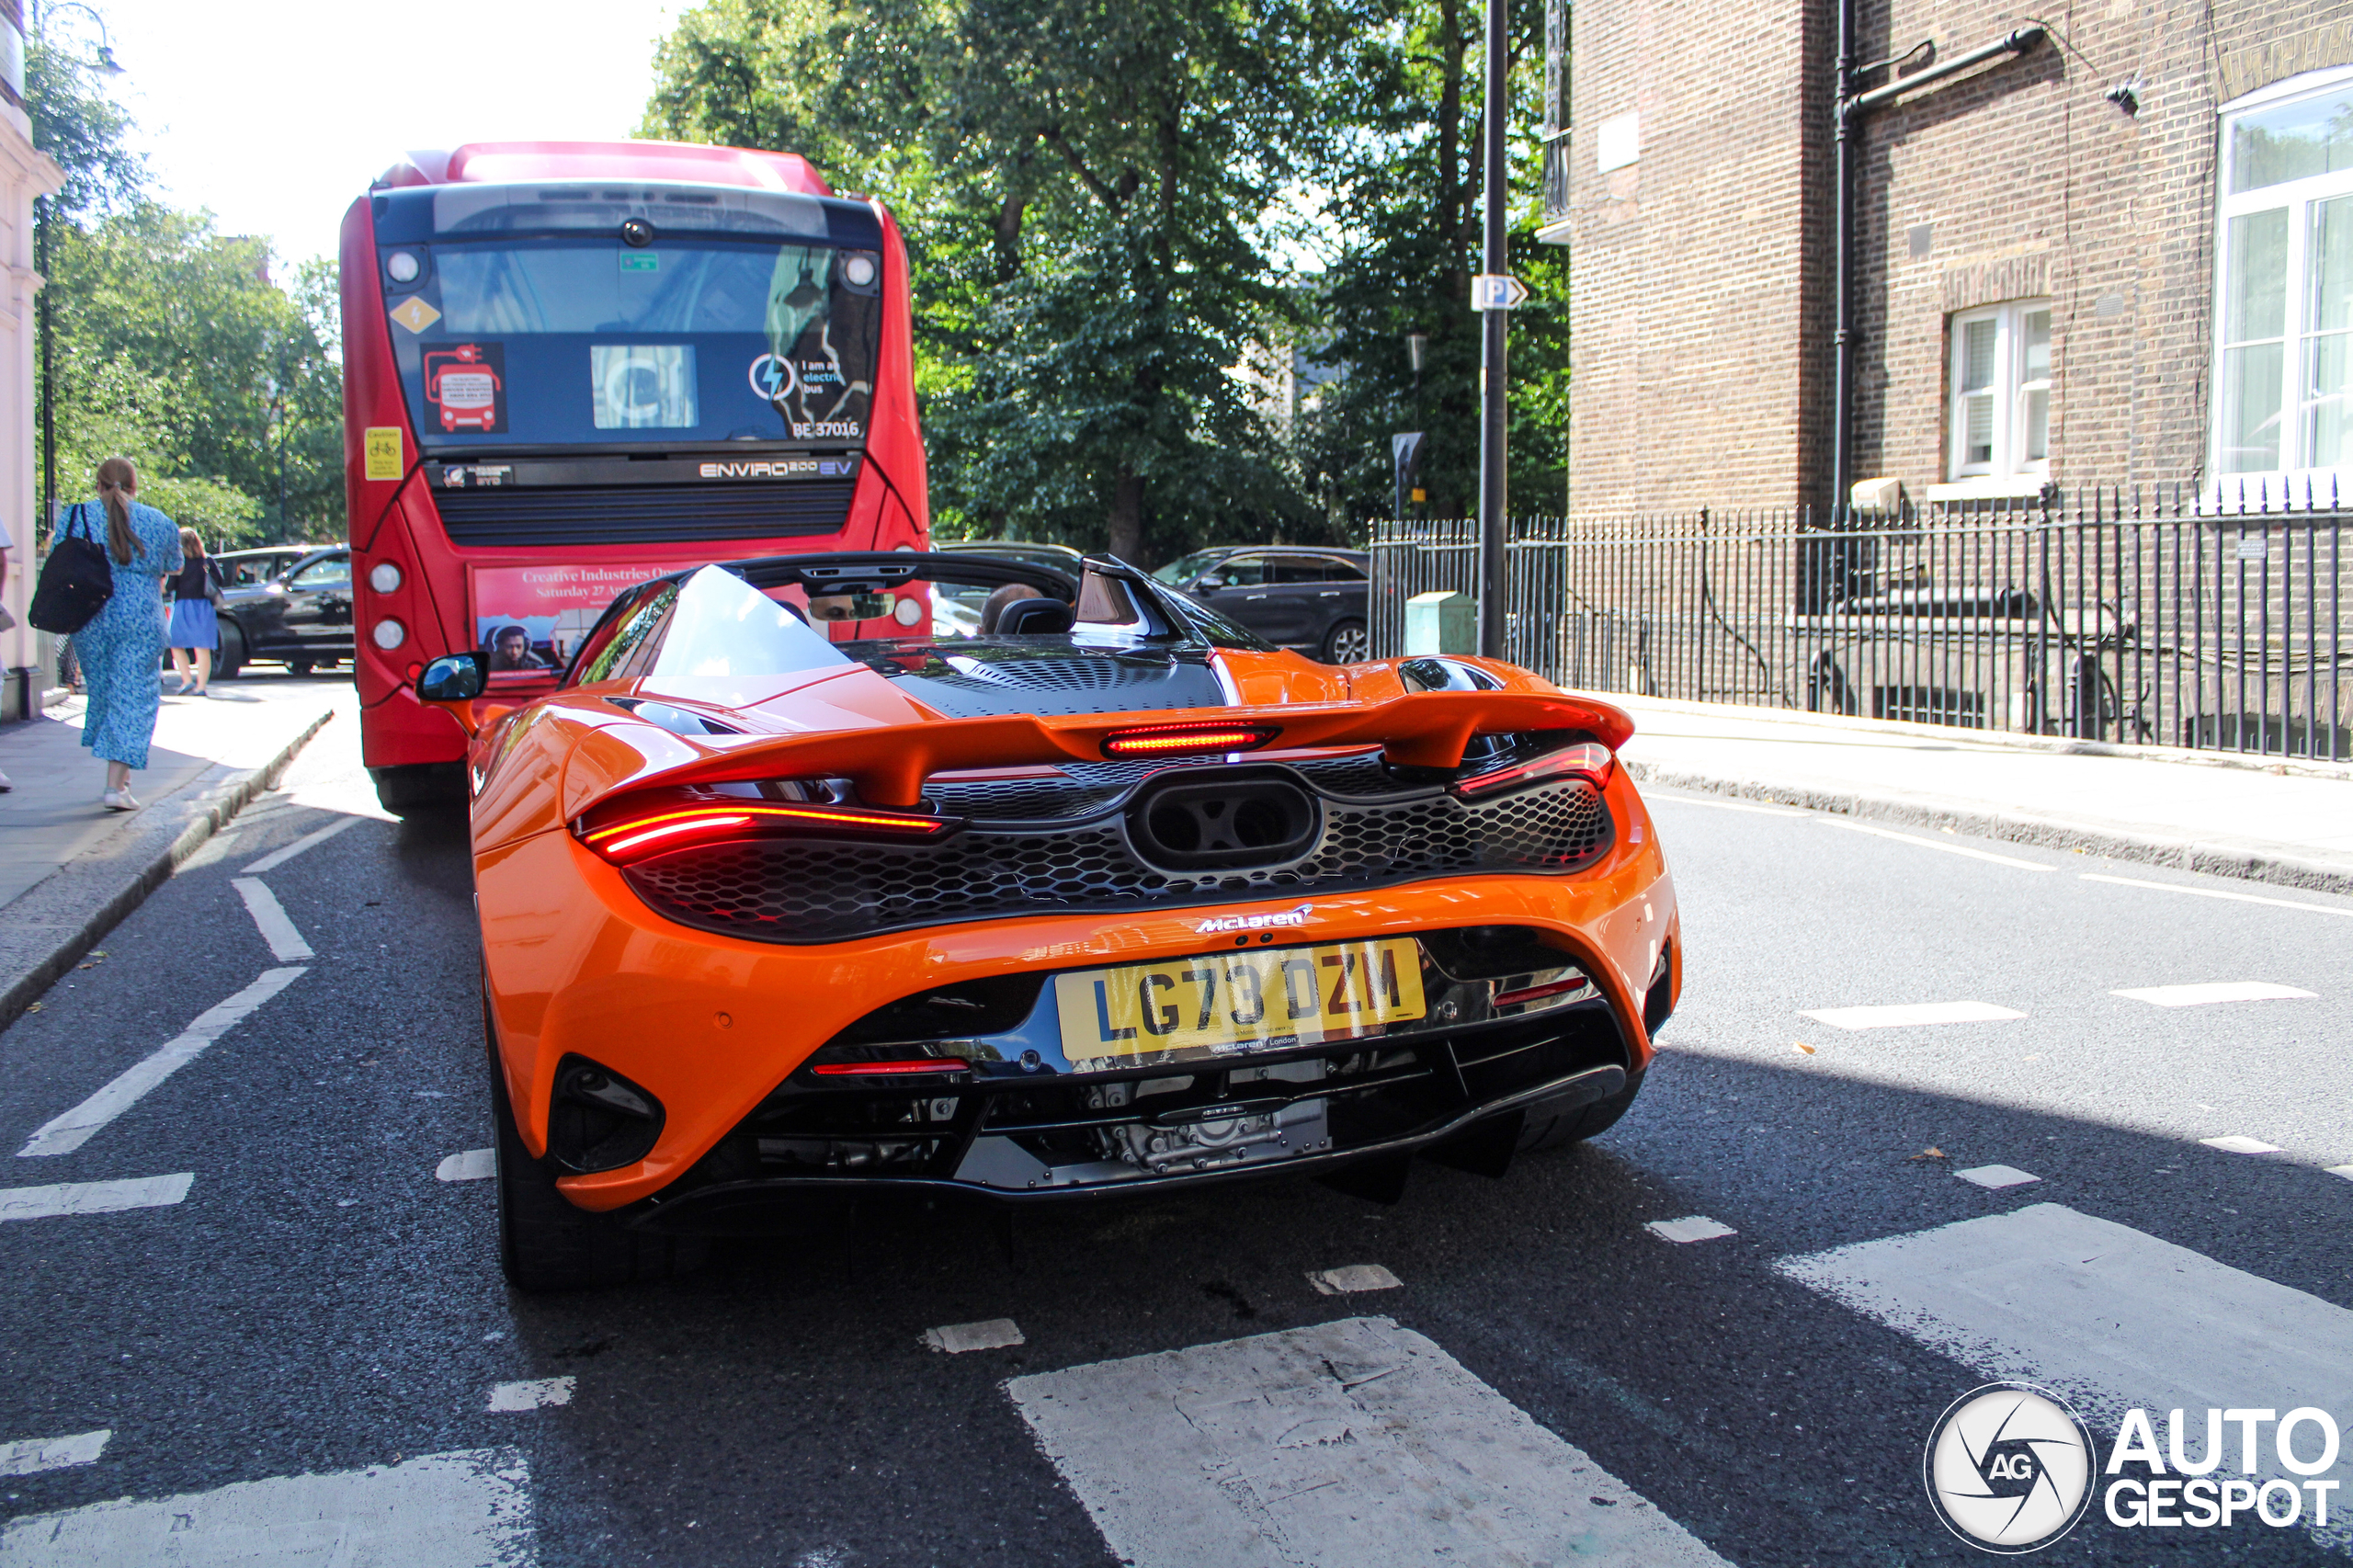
top-left (576, 690), bottom-right (1635, 812)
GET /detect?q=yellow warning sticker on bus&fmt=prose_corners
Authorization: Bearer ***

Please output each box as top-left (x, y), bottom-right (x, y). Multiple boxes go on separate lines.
top-left (389, 296), bottom-right (441, 334)
top-left (364, 427), bottom-right (404, 482)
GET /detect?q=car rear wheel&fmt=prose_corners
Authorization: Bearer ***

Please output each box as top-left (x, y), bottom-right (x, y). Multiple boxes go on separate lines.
top-left (1320, 619), bottom-right (1370, 665)
top-left (487, 997), bottom-right (704, 1293)
top-left (1518, 1068), bottom-right (1645, 1152)
top-left (214, 622), bottom-right (245, 680)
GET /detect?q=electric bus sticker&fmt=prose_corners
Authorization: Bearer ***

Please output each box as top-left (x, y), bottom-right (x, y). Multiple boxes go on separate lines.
top-left (620, 252), bottom-right (659, 273)
top-left (389, 296), bottom-right (441, 335)
top-left (363, 427), bottom-right (404, 482)
top-left (424, 343), bottom-right (507, 435)
top-left (748, 353), bottom-right (790, 401)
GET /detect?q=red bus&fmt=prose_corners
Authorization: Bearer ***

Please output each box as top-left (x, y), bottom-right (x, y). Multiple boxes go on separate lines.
top-left (338, 140), bottom-right (930, 812)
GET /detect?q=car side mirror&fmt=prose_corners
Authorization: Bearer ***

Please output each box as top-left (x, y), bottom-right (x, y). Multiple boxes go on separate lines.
top-left (1193, 575), bottom-right (1225, 592)
top-left (417, 651), bottom-right (489, 703)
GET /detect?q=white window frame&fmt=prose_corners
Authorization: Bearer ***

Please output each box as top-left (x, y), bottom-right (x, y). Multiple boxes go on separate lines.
top-left (1944, 298), bottom-right (2052, 488)
top-left (2211, 65), bottom-right (2353, 493)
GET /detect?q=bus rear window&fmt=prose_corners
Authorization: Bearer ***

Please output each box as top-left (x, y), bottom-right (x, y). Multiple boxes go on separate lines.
top-left (384, 239), bottom-right (879, 450)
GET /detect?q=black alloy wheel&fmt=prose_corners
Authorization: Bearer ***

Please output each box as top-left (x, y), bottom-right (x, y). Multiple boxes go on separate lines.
top-left (485, 986), bottom-right (704, 1292)
top-left (1321, 619), bottom-right (1370, 665)
top-left (214, 621), bottom-right (246, 680)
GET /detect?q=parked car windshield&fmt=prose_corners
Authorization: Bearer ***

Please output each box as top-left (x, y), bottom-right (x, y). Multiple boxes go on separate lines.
top-left (1151, 549), bottom-right (1229, 585)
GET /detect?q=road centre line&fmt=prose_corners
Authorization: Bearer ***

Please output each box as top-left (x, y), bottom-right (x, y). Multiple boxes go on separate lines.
top-left (17, 967), bottom-right (306, 1157)
top-left (1778, 1204), bottom-right (2353, 1522)
top-left (2081, 873), bottom-right (2353, 918)
top-left (0, 1447), bottom-right (532, 1567)
top-left (1800, 1000), bottom-right (2026, 1029)
top-left (0, 1174), bottom-right (192, 1221)
top-left (2113, 981), bottom-right (2318, 1007)
top-left (1009, 1315), bottom-right (1730, 1568)
top-left (239, 814), bottom-right (360, 875)
top-left (922, 1319), bottom-right (1024, 1353)
top-left (1644, 793), bottom-right (1809, 817)
top-left (230, 879), bottom-right (313, 962)
top-left (436, 1149), bottom-right (494, 1182)
top-left (486, 1378), bottom-right (574, 1413)
top-left (1648, 1217), bottom-right (1737, 1244)
top-left (0, 1429), bottom-right (109, 1478)
top-left (1308, 1264), bottom-right (1402, 1294)
top-left (1818, 817), bottom-right (2055, 870)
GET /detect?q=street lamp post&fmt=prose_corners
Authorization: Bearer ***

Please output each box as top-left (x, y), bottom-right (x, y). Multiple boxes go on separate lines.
top-left (1474, 0), bottom-right (1509, 658)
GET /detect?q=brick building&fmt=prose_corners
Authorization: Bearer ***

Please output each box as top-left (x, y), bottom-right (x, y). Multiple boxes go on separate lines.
top-left (1544, 0), bottom-right (2353, 518)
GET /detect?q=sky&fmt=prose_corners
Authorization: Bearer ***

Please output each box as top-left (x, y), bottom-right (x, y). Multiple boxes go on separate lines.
top-left (59, 0), bottom-right (694, 272)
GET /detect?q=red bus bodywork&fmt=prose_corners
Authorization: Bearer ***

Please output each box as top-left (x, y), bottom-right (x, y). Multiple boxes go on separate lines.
top-left (340, 141), bottom-right (929, 788)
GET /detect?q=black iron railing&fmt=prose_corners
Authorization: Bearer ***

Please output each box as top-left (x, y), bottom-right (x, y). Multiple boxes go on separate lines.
top-left (1367, 486), bottom-right (2350, 763)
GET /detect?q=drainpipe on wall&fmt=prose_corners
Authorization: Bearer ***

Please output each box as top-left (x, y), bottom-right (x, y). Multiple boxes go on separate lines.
top-left (1833, 22), bottom-right (2046, 506)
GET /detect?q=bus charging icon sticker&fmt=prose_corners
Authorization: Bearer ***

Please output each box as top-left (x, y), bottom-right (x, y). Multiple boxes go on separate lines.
top-left (748, 353), bottom-right (793, 403)
top-left (425, 343), bottom-right (507, 435)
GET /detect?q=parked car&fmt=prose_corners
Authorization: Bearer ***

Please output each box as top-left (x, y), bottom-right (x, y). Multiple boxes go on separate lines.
top-left (414, 551), bottom-right (1676, 1289)
top-left (215, 547), bottom-right (355, 678)
top-left (1151, 546), bottom-right (1371, 663)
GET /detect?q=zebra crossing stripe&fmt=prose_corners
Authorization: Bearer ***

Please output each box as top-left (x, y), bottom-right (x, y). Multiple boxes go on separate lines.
top-left (1006, 1315), bottom-right (1730, 1568)
top-left (1777, 1204), bottom-right (2353, 1539)
top-left (0, 1448), bottom-right (531, 1566)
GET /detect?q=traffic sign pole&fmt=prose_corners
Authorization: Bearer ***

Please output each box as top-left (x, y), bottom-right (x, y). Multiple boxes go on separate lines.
top-left (1475, 0), bottom-right (1509, 660)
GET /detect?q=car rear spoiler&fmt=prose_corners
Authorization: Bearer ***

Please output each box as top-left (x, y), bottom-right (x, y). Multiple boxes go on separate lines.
top-left (576, 690), bottom-right (1635, 812)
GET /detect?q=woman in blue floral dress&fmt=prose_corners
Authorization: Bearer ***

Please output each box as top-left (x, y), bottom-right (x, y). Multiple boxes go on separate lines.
top-left (69, 457), bottom-right (183, 812)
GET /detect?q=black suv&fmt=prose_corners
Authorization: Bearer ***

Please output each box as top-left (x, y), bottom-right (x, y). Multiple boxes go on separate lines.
top-left (1151, 546), bottom-right (1370, 663)
top-left (215, 547), bottom-right (354, 678)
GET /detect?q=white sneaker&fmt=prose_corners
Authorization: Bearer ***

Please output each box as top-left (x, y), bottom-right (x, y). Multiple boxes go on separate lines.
top-left (0, 768), bottom-right (11, 792)
top-left (101, 788), bottom-right (138, 812)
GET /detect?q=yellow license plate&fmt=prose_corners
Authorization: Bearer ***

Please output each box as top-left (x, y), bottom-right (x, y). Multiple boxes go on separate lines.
top-left (1054, 938), bottom-right (1427, 1062)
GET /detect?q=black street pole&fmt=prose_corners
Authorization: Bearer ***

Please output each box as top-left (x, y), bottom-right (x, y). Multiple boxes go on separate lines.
top-left (1474, 0), bottom-right (1509, 658)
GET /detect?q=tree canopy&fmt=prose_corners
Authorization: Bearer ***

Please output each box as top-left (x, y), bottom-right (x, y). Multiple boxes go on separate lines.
top-left (645, 0), bottom-right (1569, 563)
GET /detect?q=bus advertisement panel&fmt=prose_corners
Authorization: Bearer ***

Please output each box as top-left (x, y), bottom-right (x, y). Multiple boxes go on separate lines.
top-left (338, 140), bottom-right (930, 812)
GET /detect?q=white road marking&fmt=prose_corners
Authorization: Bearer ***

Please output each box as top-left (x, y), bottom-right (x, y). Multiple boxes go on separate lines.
top-left (2112, 981), bottom-right (2318, 1007)
top-left (17, 967), bottom-right (306, 1157)
top-left (486, 1377), bottom-right (574, 1413)
top-left (1800, 1000), bottom-right (2026, 1029)
top-left (2329, 1165), bottom-right (2353, 1180)
top-left (1008, 1315), bottom-right (1729, 1568)
top-left (1820, 817), bottom-right (2055, 869)
top-left (1646, 793), bottom-right (1808, 817)
top-left (0, 1447), bottom-right (531, 1566)
top-left (239, 813), bottom-right (361, 874)
top-left (230, 877), bottom-right (313, 961)
top-left (1953, 1165), bottom-right (2040, 1189)
top-left (1647, 1216), bottom-right (1737, 1244)
top-left (0, 1174), bottom-right (192, 1221)
top-left (921, 1319), bottom-right (1025, 1353)
top-left (0, 1429), bottom-right (108, 1478)
top-left (2082, 872), bottom-right (2353, 918)
top-left (2201, 1134), bottom-right (2283, 1154)
top-left (1307, 1264), bottom-right (1401, 1294)
top-left (437, 1149), bottom-right (494, 1183)
top-left (1777, 1203), bottom-right (2353, 1535)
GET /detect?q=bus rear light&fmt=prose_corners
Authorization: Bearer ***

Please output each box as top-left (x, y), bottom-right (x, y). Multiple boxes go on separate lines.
top-left (372, 619), bottom-right (408, 651)
top-left (1102, 722), bottom-right (1279, 758)
top-left (579, 799), bottom-right (963, 864)
top-left (1450, 741), bottom-right (1614, 800)
top-left (369, 562), bottom-right (404, 594)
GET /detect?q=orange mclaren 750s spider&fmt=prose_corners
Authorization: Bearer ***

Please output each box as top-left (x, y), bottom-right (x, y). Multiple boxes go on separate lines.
top-left (415, 551), bottom-right (1680, 1290)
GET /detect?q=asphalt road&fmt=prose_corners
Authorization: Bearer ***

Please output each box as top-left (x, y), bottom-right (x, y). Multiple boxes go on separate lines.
top-left (0, 713), bottom-right (2347, 1566)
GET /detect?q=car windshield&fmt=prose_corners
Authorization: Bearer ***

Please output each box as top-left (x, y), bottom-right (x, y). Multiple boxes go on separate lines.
top-left (1151, 550), bottom-right (1227, 585)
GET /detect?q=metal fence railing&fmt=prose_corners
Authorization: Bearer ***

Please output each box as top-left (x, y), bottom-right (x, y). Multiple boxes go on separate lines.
top-left (1367, 486), bottom-right (2351, 763)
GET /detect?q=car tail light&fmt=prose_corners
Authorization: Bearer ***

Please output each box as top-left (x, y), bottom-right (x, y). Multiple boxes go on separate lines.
top-left (1492, 975), bottom-right (1589, 1008)
top-left (809, 1058), bottom-right (972, 1077)
top-left (579, 797), bottom-right (962, 865)
top-left (1450, 740), bottom-right (1614, 799)
top-left (1102, 721), bottom-right (1279, 758)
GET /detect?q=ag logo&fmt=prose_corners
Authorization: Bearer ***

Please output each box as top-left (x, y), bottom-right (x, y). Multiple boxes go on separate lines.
top-left (1925, 1383), bottom-right (2096, 1552)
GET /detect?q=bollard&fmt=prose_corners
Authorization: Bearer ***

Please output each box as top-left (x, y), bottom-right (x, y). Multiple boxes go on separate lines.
top-left (1404, 590), bottom-right (1476, 656)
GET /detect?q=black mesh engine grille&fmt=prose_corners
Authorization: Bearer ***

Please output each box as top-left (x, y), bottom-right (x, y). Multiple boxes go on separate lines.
top-left (620, 777), bottom-right (1614, 943)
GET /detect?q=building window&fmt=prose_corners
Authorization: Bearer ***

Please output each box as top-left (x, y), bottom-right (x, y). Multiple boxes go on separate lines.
top-left (1947, 300), bottom-right (2051, 483)
top-left (2213, 67), bottom-right (2353, 481)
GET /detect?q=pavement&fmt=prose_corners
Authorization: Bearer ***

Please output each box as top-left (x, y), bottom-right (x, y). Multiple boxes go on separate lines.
top-left (1592, 692), bottom-right (2353, 897)
top-left (0, 674), bottom-right (347, 1031)
top-left (0, 709), bottom-right (2347, 1565)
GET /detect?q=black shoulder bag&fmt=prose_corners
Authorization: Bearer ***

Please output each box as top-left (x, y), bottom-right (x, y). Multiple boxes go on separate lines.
top-left (28, 503), bottom-right (115, 635)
